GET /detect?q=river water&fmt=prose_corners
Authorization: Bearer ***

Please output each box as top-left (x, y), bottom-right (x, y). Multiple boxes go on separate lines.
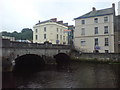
top-left (2, 61), bottom-right (120, 88)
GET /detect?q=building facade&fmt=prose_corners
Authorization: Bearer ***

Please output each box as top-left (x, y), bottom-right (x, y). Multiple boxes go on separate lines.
top-left (33, 18), bottom-right (68, 44)
top-left (64, 25), bottom-right (74, 45)
top-left (74, 4), bottom-right (116, 53)
top-left (118, 1), bottom-right (120, 15)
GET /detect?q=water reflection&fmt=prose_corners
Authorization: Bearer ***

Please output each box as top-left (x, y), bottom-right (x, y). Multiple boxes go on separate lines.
top-left (2, 62), bottom-right (120, 88)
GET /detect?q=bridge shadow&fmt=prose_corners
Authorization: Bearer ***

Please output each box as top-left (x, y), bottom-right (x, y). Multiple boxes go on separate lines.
top-left (13, 54), bottom-right (45, 72)
top-left (54, 53), bottom-right (72, 72)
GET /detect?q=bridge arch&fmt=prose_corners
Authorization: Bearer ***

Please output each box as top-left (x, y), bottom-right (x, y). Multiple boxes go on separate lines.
top-left (54, 53), bottom-right (71, 69)
top-left (13, 54), bottom-right (45, 72)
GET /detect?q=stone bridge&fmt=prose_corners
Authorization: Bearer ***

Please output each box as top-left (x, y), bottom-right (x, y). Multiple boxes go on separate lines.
top-left (1, 39), bottom-right (71, 72)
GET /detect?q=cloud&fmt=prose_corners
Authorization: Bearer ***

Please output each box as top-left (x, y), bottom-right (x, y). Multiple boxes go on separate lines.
top-left (0, 0), bottom-right (119, 32)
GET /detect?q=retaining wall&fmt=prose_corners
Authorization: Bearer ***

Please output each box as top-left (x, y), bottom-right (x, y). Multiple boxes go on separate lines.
top-left (71, 53), bottom-right (120, 62)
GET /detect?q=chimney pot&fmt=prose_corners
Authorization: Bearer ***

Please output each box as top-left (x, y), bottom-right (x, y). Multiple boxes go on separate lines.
top-left (92, 7), bottom-right (96, 11)
top-left (57, 21), bottom-right (63, 24)
top-left (51, 18), bottom-right (57, 22)
top-left (112, 3), bottom-right (115, 8)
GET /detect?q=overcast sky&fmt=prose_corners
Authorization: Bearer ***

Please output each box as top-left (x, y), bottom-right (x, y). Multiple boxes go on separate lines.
top-left (0, 0), bottom-right (119, 32)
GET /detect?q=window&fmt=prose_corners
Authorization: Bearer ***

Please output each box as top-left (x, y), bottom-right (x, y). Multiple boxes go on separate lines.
top-left (44, 27), bottom-right (46, 32)
top-left (104, 17), bottom-right (108, 22)
top-left (94, 18), bottom-right (98, 23)
top-left (60, 29), bottom-right (62, 33)
top-left (60, 35), bottom-right (62, 40)
top-left (57, 34), bottom-right (59, 39)
top-left (35, 29), bottom-right (38, 33)
top-left (94, 27), bottom-right (98, 34)
top-left (63, 36), bottom-right (65, 40)
top-left (105, 38), bottom-right (109, 46)
top-left (44, 34), bottom-right (46, 39)
top-left (57, 28), bottom-right (59, 32)
top-left (81, 28), bottom-right (85, 35)
top-left (95, 38), bottom-right (99, 46)
top-left (81, 20), bottom-right (85, 24)
top-left (104, 26), bottom-right (108, 34)
top-left (105, 50), bottom-right (109, 53)
top-left (81, 40), bottom-right (86, 46)
top-left (35, 35), bottom-right (37, 40)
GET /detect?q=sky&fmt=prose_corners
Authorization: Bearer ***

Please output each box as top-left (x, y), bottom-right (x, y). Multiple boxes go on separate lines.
top-left (0, 0), bottom-right (119, 32)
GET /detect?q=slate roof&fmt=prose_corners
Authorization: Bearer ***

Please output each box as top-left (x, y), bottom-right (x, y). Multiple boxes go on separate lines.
top-left (35, 20), bottom-right (52, 25)
top-left (74, 8), bottom-right (114, 20)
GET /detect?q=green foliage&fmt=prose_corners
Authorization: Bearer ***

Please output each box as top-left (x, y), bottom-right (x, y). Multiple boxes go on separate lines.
top-left (1, 28), bottom-right (33, 41)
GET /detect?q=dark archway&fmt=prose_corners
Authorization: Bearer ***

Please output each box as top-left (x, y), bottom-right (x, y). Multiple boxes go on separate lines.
top-left (13, 54), bottom-right (45, 72)
top-left (54, 53), bottom-right (71, 70)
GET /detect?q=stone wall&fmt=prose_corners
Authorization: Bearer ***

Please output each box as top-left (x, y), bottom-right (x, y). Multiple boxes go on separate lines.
top-left (2, 39), bottom-right (70, 49)
top-left (72, 53), bottom-right (120, 62)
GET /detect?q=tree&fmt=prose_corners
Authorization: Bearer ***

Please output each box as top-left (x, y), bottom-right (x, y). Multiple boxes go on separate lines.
top-left (1, 28), bottom-right (33, 41)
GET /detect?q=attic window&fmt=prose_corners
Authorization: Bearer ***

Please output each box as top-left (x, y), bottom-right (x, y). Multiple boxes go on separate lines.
top-left (94, 18), bottom-right (98, 23)
top-left (81, 20), bottom-right (85, 24)
top-left (104, 17), bottom-right (108, 22)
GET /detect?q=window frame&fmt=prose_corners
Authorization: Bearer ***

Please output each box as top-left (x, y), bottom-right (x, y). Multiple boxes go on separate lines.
top-left (94, 38), bottom-right (99, 46)
top-left (104, 17), bottom-right (108, 22)
top-left (81, 40), bottom-right (86, 46)
top-left (81, 28), bottom-right (85, 35)
top-left (44, 34), bottom-right (46, 39)
top-left (35, 35), bottom-right (38, 40)
top-left (94, 18), bottom-right (98, 23)
top-left (105, 38), bottom-right (109, 46)
top-left (35, 29), bottom-right (38, 33)
top-left (81, 20), bottom-right (85, 24)
top-left (57, 28), bottom-right (59, 32)
top-left (94, 27), bottom-right (98, 34)
top-left (104, 26), bottom-right (109, 34)
top-left (44, 27), bottom-right (46, 32)
top-left (57, 34), bottom-right (59, 39)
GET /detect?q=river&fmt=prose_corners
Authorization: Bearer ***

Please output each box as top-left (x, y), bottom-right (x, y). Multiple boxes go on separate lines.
top-left (2, 61), bottom-right (120, 88)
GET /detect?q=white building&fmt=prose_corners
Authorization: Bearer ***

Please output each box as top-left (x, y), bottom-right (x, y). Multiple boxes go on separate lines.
top-left (118, 1), bottom-right (120, 15)
top-left (74, 4), bottom-right (116, 53)
top-left (2, 36), bottom-right (15, 41)
top-left (33, 18), bottom-right (68, 44)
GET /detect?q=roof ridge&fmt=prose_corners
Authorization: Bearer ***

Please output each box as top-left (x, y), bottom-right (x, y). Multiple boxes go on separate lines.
top-left (95, 7), bottom-right (113, 12)
top-left (74, 7), bottom-right (113, 20)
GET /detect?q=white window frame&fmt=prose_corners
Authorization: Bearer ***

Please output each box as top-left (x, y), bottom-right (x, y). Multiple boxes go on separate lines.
top-left (105, 38), bottom-right (109, 46)
top-left (104, 26), bottom-right (109, 34)
top-left (81, 40), bottom-right (86, 46)
top-left (94, 27), bottom-right (98, 34)
top-left (81, 28), bottom-right (85, 35)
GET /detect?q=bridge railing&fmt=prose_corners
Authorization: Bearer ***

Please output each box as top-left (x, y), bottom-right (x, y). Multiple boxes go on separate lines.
top-left (2, 39), bottom-right (71, 49)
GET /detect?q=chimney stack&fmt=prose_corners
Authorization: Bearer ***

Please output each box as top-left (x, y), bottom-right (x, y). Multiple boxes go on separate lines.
top-left (92, 7), bottom-right (96, 11)
top-left (112, 3), bottom-right (115, 9)
top-left (51, 18), bottom-right (57, 22)
top-left (63, 23), bottom-right (68, 26)
top-left (39, 20), bottom-right (40, 23)
top-left (57, 21), bottom-right (63, 24)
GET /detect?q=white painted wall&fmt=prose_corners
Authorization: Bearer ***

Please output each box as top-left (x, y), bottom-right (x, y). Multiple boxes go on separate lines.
top-left (33, 22), bottom-right (68, 44)
top-left (118, 1), bottom-right (120, 15)
top-left (74, 15), bottom-right (115, 53)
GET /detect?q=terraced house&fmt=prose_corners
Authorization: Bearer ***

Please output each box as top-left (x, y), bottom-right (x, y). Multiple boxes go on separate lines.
top-left (74, 3), bottom-right (119, 53)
